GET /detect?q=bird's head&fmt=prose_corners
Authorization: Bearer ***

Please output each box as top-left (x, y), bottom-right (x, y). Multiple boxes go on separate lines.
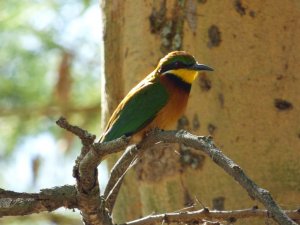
top-left (157, 51), bottom-right (213, 84)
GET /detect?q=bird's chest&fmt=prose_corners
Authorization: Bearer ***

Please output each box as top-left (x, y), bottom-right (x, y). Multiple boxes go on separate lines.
top-left (153, 79), bottom-right (190, 129)
top-left (131, 75), bottom-right (191, 143)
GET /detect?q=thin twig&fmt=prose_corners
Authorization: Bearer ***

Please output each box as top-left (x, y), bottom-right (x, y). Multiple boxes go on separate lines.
top-left (119, 208), bottom-right (300, 225)
top-left (133, 129), bottom-right (298, 225)
top-left (56, 117), bottom-right (95, 146)
top-left (103, 132), bottom-right (168, 212)
top-left (104, 145), bottom-right (138, 211)
top-left (105, 151), bottom-right (137, 212)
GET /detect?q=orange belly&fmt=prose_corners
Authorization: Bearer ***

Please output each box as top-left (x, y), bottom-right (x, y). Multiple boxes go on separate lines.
top-left (132, 75), bottom-right (190, 142)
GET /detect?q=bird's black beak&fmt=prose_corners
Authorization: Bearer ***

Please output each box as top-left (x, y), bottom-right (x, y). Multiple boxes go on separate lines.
top-left (190, 63), bottom-right (214, 71)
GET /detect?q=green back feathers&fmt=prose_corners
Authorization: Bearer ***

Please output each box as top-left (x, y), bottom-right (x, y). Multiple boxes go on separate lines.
top-left (101, 80), bottom-right (169, 142)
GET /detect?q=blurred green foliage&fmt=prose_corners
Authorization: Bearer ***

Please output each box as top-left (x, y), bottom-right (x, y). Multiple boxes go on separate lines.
top-left (0, 0), bottom-right (102, 156)
top-left (1, 0), bottom-right (103, 224)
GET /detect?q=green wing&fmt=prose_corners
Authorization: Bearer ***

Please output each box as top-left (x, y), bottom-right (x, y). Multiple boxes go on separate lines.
top-left (102, 81), bottom-right (169, 142)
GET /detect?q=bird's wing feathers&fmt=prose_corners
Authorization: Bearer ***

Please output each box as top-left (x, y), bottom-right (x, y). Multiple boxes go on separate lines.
top-left (101, 79), bottom-right (169, 142)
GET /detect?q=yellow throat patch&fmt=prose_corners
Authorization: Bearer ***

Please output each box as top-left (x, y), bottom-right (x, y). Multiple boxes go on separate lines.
top-left (166, 69), bottom-right (198, 84)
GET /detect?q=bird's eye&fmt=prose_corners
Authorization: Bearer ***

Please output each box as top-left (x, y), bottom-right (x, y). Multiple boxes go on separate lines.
top-left (173, 61), bottom-right (183, 69)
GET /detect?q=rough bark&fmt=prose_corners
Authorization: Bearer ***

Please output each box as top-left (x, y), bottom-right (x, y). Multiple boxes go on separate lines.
top-left (0, 185), bottom-right (77, 217)
top-left (2, 123), bottom-right (299, 224)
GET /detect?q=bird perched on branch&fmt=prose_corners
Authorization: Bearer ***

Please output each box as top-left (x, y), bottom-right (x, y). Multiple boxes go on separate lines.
top-left (100, 51), bottom-right (213, 143)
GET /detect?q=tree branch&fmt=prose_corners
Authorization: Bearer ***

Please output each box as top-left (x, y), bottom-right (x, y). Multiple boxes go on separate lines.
top-left (57, 118), bottom-right (105, 225)
top-left (119, 207), bottom-right (300, 225)
top-left (56, 117), bottom-right (96, 146)
top-left (103, 129), bottom-right (298, 225)
top-left (1, 118), bottom-right (298, 225)
top-left (133, 129), bottom-right (298, 225)
top-left (56, 117), bottom-right (129, 225)
top-left (104, 145), bottom-right (138, 212)
top-left (0, 185), bottom-right (77, 217)
top-left (74, 137), bottom-right (130, 225)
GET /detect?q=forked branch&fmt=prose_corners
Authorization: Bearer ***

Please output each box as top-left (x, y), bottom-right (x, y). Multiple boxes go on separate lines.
top-left (0, 118), bottom-right (298, 225)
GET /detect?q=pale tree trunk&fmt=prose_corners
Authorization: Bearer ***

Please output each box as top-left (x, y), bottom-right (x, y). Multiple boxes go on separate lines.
top-left (102, 1), bottom-right (300, 224)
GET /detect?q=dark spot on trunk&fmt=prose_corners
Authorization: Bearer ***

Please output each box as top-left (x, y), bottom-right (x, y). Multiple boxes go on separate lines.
top-left (124, 48), bottom-right (129, 58)
top-left (197, 0), bottom-right (207, 3)
top-left (274, 99), bottom-right (293, 111)
top-left (234, 0), bottom-right (246, 16)
top-left (249, 10), bottom-right (256, 18)
top-left (212, 196), bottom-right (225, 210)
top-left (276, 74), bottom-right (284, 80)
top-left (149, 1), bottom-right (166, 34)
top-left (207, 25), bottom-right (221, 48)
top-left (218, 93), bottom-right (224, 108)
top-left (149, 1), bottom-right (185, 53)
top-left (177, 115), bottom-right (189, 130)
top-left (199, 74), bottom-right (212, 91)
top-left (285, 63), bottom-right (289, 70)
top-left (207, 123), bottom-right (217, 135)
top-left (192, 114), bottom-right (200, 130)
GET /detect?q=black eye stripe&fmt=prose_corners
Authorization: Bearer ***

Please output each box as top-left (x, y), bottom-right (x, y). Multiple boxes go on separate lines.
top-left (160, 61), bottom-right (190, 73)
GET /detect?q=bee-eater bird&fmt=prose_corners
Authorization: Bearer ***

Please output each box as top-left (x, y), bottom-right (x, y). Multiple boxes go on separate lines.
top-left (100, 51), bottom-right (213, 143)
